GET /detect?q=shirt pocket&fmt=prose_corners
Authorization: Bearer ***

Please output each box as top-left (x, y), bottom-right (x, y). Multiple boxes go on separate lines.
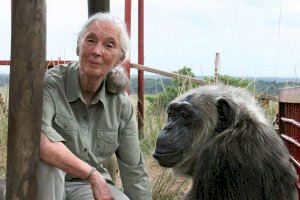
top-left (96, 129), bottom-right (119, 158)
top-left (54, 114), bottom-right (79, 135)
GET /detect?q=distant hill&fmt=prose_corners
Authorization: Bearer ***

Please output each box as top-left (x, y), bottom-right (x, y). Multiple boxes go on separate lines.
top-left (131, 74), bottom-right (300, 83)
top-left (130, 75), bottom-right (300, 96)
top-left (0, 73), bottom-right (299, 96)
top-left (231, 76), bottom-right (300, 84)
top-left (0, 74), bottom-right (9, 87)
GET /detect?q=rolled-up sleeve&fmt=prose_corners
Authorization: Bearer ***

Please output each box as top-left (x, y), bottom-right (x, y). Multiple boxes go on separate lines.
top-left (41, 79), bottom-right (65, 142)
top-left (116, 95), bottom-right (152, 200)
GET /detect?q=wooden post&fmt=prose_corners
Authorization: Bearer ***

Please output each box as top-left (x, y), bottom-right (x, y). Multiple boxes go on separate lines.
top-left (6, 0), bottom-right (46, 199)
top-left (214, 52), bottom-right (220, 83)
top-left (88, 0), bottom-right (110, 17)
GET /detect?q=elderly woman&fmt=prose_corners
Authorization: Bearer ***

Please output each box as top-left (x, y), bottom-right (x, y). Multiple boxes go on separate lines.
top-left (38, 12), bottom-right (152, 200)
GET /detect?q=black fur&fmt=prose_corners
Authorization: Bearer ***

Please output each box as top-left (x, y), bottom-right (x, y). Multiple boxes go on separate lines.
top-left (153, 84), bottom-right (298, 200)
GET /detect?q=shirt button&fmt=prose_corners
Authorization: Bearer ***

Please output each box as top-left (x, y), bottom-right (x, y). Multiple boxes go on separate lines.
top-left (84, 148), bottom-right (87, 152)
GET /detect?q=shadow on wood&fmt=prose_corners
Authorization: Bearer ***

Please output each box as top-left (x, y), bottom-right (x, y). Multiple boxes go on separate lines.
top-left (0, 180), bottom-right (6, 200)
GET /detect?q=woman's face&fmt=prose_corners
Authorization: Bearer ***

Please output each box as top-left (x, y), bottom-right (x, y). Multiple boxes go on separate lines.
top-left (77, 21), bottom-right (123, 79)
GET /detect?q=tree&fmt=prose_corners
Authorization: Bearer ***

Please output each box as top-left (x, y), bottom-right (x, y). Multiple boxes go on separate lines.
top-left (204, 75), bottom-right (254, 91)
top-left (147, 66), bottom-right (199, 113)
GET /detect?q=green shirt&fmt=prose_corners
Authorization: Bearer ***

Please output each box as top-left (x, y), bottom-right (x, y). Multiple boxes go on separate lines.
top-left (41, 62), bottom-right (152, 199)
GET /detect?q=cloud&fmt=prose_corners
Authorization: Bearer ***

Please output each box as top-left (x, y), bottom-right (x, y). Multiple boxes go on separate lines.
top-left (0, 0), bottom-right (11, 58)
top-left (1, 0), bottom-right (300, 77)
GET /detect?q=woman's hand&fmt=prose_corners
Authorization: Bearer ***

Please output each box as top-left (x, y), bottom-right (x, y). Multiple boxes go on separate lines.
top-left (89, 170), bottom-right (115, 200)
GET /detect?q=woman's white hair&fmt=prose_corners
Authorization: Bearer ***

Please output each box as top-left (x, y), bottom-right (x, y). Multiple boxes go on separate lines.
top-left (77, 12), bottom-right (130, 60)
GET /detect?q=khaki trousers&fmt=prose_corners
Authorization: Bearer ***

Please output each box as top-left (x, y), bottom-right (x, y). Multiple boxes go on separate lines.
top-left (37, 161), bottom-right (129, 200)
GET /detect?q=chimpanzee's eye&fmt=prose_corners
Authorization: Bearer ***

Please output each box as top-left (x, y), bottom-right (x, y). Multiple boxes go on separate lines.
top-left (167, 107), bottom-right (175, 116)
top-left (181, 111), bottom-right (189, 118)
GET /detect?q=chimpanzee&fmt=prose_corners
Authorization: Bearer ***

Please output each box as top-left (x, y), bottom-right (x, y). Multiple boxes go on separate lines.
top-left (153, 84), bottom-right (298, 200)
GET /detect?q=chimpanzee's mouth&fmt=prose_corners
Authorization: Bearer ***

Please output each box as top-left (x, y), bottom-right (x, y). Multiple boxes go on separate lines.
top-left (153, 151), bottom-right (183, 168)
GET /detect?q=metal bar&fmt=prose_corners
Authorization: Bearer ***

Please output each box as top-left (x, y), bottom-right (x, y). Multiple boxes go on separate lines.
top-left (281, 134), bottom-right (300, 148)
top-left (123, 0), bottom-right (131, 94)
top-left (124, 0), bottom-right (131, 36)
top-left (6, 0), bottom-right (46, 198)
top-left (137, 0), bottom-right (144, 137)
top-left (297, 183), bottom-right (300, 192)
top-left (290, 156), bottom-right (300, 170)
top-left (291, 156), bottom-right (300, 193)
top-left (0, 60), bottom-right (10, 65)
top-left (0, 60), bottom-right (73, 66)
top-left (46, 60), bottom-right (73, 67)
top-left (281, 117), bottom-right (300, 128)
top-left (88, 0), bottom-right (110, 17)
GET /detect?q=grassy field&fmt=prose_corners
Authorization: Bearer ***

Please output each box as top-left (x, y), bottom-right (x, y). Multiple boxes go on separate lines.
top-left (0, 86), bottom-right (8, 179)
top-left (0, 86), bottom-right (278, 199)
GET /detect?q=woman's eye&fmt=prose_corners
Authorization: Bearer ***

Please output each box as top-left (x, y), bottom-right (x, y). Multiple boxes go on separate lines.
top-left (105, 42), bottom-right (115, 49)
top-left (87, 38), bottom-right (95, 43)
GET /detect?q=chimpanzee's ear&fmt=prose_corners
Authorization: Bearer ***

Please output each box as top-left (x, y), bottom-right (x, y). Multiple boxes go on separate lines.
top-left (215, 98), bottom-right (234, 133)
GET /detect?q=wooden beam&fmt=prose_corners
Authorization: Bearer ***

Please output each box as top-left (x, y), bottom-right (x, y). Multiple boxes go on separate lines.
top-left (131, 63), bottom-right (207, 85)
top-left (6, 0), bottom-right (46, 199)
top-left (214, 52), bottom-right (220, 83)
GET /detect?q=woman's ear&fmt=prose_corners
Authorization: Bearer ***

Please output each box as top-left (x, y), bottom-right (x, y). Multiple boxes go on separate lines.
top-left (115, 52), bottom-right (125, 66)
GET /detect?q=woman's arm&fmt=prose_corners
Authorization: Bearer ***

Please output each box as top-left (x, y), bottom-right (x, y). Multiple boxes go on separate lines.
top-left (40, 133), bottom-right (115, 200)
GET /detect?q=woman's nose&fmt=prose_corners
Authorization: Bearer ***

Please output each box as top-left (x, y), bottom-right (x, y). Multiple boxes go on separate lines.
top-left (91, 43), bottom-right (103, 57)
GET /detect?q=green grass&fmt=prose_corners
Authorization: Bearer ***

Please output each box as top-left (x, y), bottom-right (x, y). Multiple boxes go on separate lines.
top-left (0, 112), bottom-right (7, 179)
top-left (0, 86), bottom-right (8, 179)
top-left (151, 169), bottom-right (190, 200)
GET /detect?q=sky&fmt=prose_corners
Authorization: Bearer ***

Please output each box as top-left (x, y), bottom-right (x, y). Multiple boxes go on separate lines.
top-left (1, 0), bottom-right (300, 78)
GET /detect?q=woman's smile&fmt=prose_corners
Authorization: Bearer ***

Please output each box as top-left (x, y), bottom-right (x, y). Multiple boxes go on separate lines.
top-left (88, 60), bottom-right (101, 67)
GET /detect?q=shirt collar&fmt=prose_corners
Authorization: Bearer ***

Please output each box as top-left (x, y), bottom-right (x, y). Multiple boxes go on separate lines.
top-left (66, 62), bottom-right (108, 107)
top-left (66, 62), bottom-right (81, 102)
top-left (90, 78), bottom-right (108, 108)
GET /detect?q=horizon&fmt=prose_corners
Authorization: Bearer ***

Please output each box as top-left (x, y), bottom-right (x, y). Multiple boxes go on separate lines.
top-left (0, 65), bottom-right (299, 82)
